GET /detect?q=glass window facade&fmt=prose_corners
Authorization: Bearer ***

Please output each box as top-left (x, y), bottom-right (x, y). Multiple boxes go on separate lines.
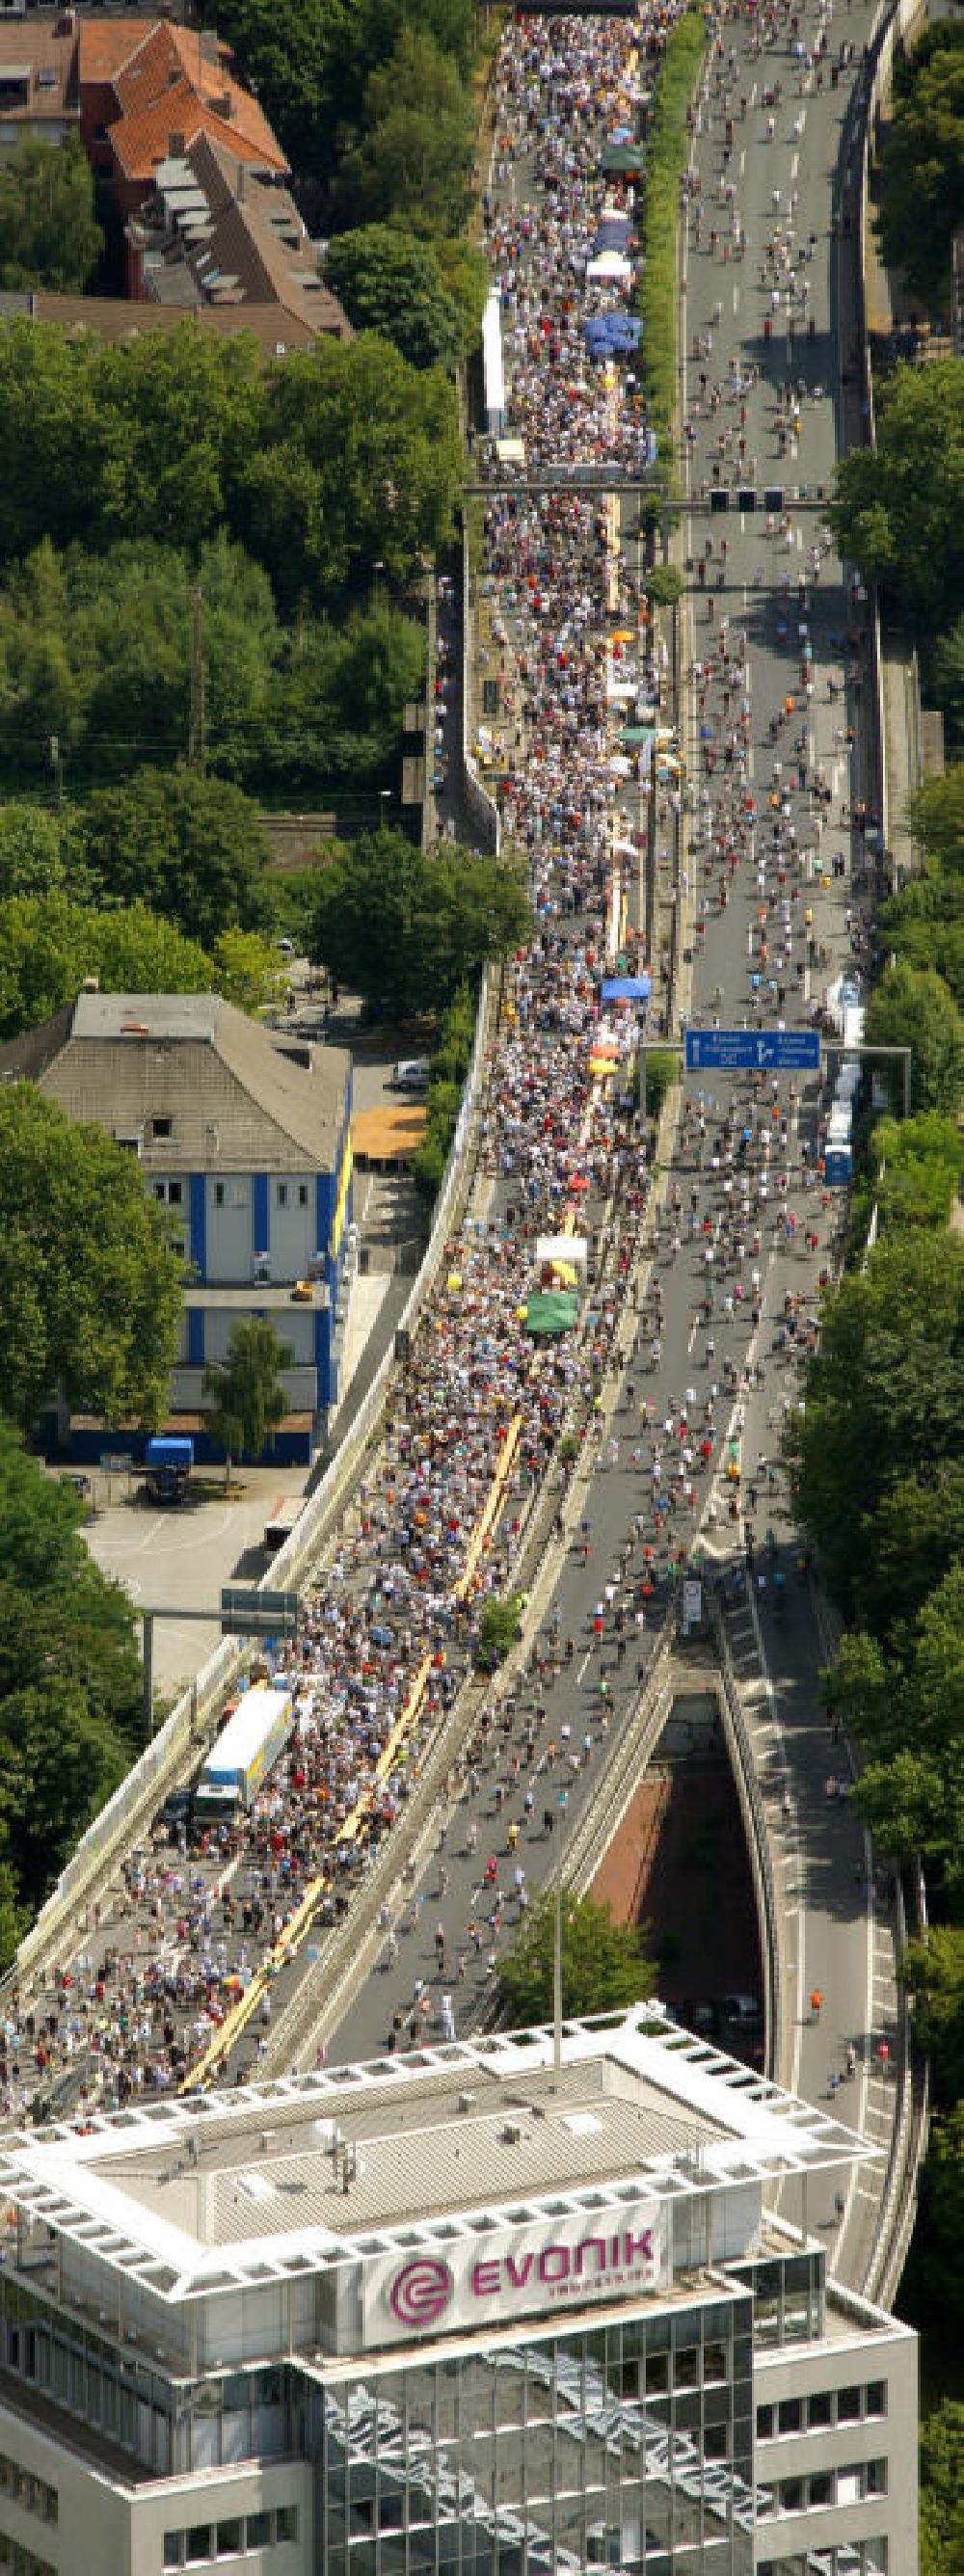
top-left (317, 2299), bottom-right (755, 2575)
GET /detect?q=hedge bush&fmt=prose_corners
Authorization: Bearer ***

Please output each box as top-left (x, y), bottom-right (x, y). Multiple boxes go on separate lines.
top-left (638, 7), bottom-right (707, 455)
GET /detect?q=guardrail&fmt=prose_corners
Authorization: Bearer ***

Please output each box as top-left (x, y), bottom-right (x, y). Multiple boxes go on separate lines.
top-left (709, 1589), bottom-right (783, 2089)
top-left (865, 1857), bottom-right (929, 2312)
top-left (7, 961), bottom-right (499, 2005)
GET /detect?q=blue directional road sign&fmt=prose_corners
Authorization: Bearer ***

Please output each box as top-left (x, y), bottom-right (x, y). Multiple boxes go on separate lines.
top-left (684, 1029), bottom-right (821, 1073)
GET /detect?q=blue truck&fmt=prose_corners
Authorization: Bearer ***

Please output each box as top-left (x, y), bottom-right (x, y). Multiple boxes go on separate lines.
top-left (144, 1435), bottom-right (194, 1503)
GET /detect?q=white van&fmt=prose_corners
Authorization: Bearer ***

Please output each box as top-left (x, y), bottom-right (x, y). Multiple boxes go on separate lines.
top-left (393, 1058), bottom-right (431, 1092)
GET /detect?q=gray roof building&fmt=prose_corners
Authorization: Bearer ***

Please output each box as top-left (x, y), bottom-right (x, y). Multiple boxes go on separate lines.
top-left (0, 991), bottom-right (350, 1175)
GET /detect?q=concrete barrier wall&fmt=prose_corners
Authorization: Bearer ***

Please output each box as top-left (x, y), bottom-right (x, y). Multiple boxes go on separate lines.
top-left (462, 522), bottom-right (502, 856)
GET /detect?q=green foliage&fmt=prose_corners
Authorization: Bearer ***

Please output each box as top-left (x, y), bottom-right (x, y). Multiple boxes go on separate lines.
top-left (0, 131), bottom-right (102, 293)
top-left (919, 2107), bottom-right (964, 2334)
top-left (0, 1084), bottom-right (182, 1432)
top-left (210, 0), bottom-right (477, 177)
top-left (211, 929), bottom-right (281, 1014)
top-left (0, 893), bottom-right (214, 1041)
top-left (236, 335), bottom-right (461, 615)
top-left (203, 1317), bottom-right (293, 1480)
top-left (412, 981), bottom-right (477, 1203)
top-left (789, 1230), bottom-right (964, 1611)
top-left (637, 8), bottom-right (706, 452)
top-left (325, 227), bottom-right (474, 369)
top-left (499, 1890), bottom-right (656, 2026)
top-left (0, 801), bottom-right (81, 902)
top-left (75, 768), bottom-right (273, 952)
top-left (870, 1111), bottom-right (962, 1231)
top-left (308, 828), bottom-right (530, 1020)
top-left (0, 1423), bottom-right (144, 1945)
top-left (645, 1048), bottom-right (681, 1118)
top-left (865, 959), bottom-right (964, 1115)
top-left (822, 1565), bottom-right (964, 1888)
top-left (882, 767), bottom-right (964, 1005)
top-left (903, 1928), bottom-right (964, 2107)
top-left (829, 359), bottom-right (964, 631)
top-left (336, 29), bottom-right (475, 238)
top-left (920, 2396), bottom-right (964, 2575)
top-left (934, 622), bottom-right (964, 764)
top-left (643, 565), bottom-right (684, 607)
top-left (0, 321), bottom-right (462, 615)
top-left (875, 23), bottom-right (964, 311)
top-left (475, 1591), bottom-right (523, 1670)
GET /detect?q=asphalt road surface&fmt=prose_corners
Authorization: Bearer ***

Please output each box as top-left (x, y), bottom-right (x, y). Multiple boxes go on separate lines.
top-left (320, 0), bottom-right (896, 2291)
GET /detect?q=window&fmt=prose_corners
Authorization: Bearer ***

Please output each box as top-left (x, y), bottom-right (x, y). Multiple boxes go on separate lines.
top-left (867, 2459), bottom-right (888, 2495)
top-left (780, 2479), bottom-right (804, 2514)
top-left (837, 2467), bottom-right (864, 2506)
top-left (704, 2341), bottom-right (727, 2383)
top-left (277, 1184), bottom-right (288, 1208)
top-left (808, 2471), bottom-right (832, 2508)
top-left (152, 1117), bottom-right (172, 1139)
top-left (245, 2513), bottom-right (271, 2549)
top-left (866, 2380), bottom-right (887, 2418)
top-left (777, 2398), bottom-right (802, 2435)
top-left (216, 2521), bottom-right (242, 2557)
top-left (164, 2542), bottom-right (184, 2571)
top-left (215, 1183), bottom-right (225, 1207)
top-left (298, 1184), bottom-right (309, 1207)
top-left (838, 2385), bottom-right (861, 2422)
top-left (674, 2348), bottom-right (699, 2390)
top-left (275, 2507), bottom-right (298, 2543)
top-left (756, 2404), bottom-right (774, 2440)
top-left (185, 2532), bottom-right (211, 2567)
top-left (807, 2390), bottom-right (833, 2429)
top-left (646, 2353), bottom-right (669, 2397)
top-left (169, 1180), bottom-right (183, 1206)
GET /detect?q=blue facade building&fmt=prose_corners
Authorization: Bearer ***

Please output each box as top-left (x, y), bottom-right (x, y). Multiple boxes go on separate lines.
top-left (0, 991), bottom-right (353, 1457)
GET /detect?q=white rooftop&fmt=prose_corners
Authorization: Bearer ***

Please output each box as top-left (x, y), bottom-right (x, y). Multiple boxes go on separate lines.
top-left (0, 2011), bottom-right (878, 2309)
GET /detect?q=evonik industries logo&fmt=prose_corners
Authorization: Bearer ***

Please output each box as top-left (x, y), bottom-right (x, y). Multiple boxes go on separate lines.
top-left (388, 2256), bottom-right (453, 2328)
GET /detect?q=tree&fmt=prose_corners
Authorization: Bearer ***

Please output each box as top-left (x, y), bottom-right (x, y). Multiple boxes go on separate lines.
top-left (0, 802), bottom-right (80, 903)
top-left (903, 1927), bottom-right (964, 2106)
top-left (643, 566), bottom-right (684, 607)
top-left (920, 2398), bottom-right (964, 2576)
top-left (0, 1420), bottom-right (143, 1948)
top-left (874, 23), bottom-right (964, 310)
top-left (919, 2105), bottom-right (964, 2330)
top-left (475, 1592), bottom-right (523, 1669)
top-left (829, 359), bottom-right (964, 631)
top-left (337, 29), bottom-right (475, 237)
top-left (0, 132), bottom-right (102, 293)
top-left (211, 928), bottom-right (281, 1014)
top-left (934, 623), bottom-right (964, 763)
top-left (308, 827), bottom-right (530, 1018)
top-left (234, 335), bottom-right (462, 611)
top-left (0, 1084), bottom-right (183, 1430)
top-left (865, 961), bottom-right (964, 1116)
top-left (76, 768), bottom-right (274, 949)
top-left (203, 1317), bottom-right (293, 1484)
top-left (789, 1231), bottom-right (964, 1609)
top-left (324, 227), bottom-right (469, 369)
top-left (0, 533), bottom-right (281, 792)
top-left (0, 894), bottom-right (215, 1041)
top-left (870, 1112), bottom-right (962, 1231)
top-left (499, 1890), bottom-right (656, 2026)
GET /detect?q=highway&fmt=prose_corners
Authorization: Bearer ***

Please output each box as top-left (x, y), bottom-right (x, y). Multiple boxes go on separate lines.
top-left (312, 0), bottom-right (901, 2296)
top-left (5, 0), bottom-right (906, 2307)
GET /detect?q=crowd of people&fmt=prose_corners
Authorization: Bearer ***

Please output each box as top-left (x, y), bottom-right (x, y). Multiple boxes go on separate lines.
top-left (0, 0), bottom-right (870, 2116)
top-left (0, 1), bottom-right (680, 2120)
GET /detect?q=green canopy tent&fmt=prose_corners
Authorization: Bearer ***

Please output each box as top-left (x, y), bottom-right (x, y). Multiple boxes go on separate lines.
top-left (599, 143), bottom-right (647, 174)
top-left (522, 1290), bottom-right (580, 1337)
